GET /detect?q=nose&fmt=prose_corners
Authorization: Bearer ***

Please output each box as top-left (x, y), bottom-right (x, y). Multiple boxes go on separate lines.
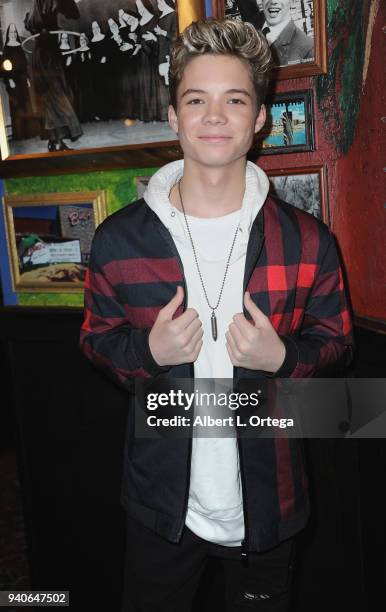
top-left (202, 100), bottom-right (227, 125)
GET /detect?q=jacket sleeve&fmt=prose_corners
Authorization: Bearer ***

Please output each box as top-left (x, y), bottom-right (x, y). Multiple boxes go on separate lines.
top-left (79, 226), bottom-right (172, 394)
top-left (274, 230), bottom-right (354, 378)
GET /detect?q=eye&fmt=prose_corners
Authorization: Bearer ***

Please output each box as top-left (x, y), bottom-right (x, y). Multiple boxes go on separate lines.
top-left (186, 98), bottom-right (204, 105)
top-left (228, 98), bottom-right (246, 105)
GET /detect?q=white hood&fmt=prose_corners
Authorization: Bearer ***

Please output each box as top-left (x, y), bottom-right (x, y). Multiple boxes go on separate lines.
top-left (143, 159), bottom-right (270, 252)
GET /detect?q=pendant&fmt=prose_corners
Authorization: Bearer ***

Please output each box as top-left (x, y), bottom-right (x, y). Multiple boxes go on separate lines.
top-left (211, 311), bottom-right (218, 341)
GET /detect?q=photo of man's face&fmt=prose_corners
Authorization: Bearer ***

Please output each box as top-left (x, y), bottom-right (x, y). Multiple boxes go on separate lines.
top-left (262, 0), bottom-right (291, 26)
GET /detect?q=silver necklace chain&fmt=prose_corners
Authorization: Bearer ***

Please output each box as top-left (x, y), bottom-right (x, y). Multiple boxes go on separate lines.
top-left (177, 178), bottom-right (241, 341)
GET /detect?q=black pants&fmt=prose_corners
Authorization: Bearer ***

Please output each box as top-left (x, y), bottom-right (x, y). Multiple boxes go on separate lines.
top-left (121, 517), bottom-right (296, 611)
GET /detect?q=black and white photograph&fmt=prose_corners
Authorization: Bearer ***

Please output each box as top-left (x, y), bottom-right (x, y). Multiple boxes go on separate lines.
top-left (267, 165), bottom-right (328, 222)
top-left (0, 0), bottom-right (184, 159)
top-left (256, 90), bottom-right (314, 155)
top-left (214, 0), bottom-right (327, 78)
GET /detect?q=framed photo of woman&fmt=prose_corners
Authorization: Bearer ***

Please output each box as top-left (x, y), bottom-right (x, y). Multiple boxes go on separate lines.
top-left (210, 0), bottom-right (327, 80)
top-left (0, 0), bottom-right (203, 175)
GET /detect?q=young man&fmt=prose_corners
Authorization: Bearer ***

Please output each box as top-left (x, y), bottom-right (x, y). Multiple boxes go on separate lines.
top-left (80, 18), bottom-right (353, 612)
top-left (261, 0), bottom-right (314, 66)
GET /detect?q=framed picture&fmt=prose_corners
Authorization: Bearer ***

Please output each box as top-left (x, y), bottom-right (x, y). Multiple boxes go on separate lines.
top-left (0, 0), bottom-right (204, 173)
top-left (3, 190), bottom-right (108, 292)
top-left (211, 0), bottom-right (327, 79)
top-left (266, 165), bottom-right (328, 223)
top-left (256, 89), bottom-right (314, 155)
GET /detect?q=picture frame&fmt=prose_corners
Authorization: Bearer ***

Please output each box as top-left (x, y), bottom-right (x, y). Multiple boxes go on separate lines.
top-left (3, 190), bottom-right (108, 292)
top-left (255, 89), bottom-right (315, 155)
top-left (210, 0), bottom-right (327, 80)
top-left (0, 0), bottom-right (204, 175)
top-left (266, 165), bottom-right (329, 223)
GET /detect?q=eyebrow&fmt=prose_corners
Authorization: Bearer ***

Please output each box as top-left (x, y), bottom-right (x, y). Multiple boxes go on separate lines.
top-left (180, 88), bottom-right (252, 99)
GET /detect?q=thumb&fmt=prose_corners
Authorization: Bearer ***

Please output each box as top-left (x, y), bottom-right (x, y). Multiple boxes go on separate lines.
top-left (159, 285), bottom-right (184, 321)
top-left (244, 291), bottom-right (267, 326)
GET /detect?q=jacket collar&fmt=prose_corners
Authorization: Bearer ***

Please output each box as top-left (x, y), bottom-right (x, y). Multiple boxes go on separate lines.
top-left (274, 19), bottom-right (296, 46)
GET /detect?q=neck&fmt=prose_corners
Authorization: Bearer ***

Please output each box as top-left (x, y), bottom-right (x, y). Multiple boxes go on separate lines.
top-left (170, 158), bottom-right (247, 218)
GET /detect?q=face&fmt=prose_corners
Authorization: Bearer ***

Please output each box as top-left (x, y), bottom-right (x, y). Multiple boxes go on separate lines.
top-left (9, 23), bottom-right (17, 40)
top-left (168, 55), bottom-right (266, 170)
top-left (92, 21), bottom-right (101, 35)
top-left (61, 32), bottom-right (69, 44)
top-left (262, 0), bottom-right (291, 26)
top-left (80, 34), bottom-right (87, 47)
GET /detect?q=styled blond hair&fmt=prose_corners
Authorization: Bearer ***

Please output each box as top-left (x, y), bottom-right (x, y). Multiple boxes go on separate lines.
top-left (169, 18), bottom-right (273, 110)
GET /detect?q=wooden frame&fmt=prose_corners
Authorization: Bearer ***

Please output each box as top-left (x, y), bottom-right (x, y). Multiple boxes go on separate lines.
top-left (0, 0), bottom-right (204, 176)
top-left (3, 190), bottom-right (107, 293)
top-left (255, 89), bottom-right (315, 155)
top-left (211, 0), bottom-right (327, 80)
top-left (266, 165), bottom-right (329, 223)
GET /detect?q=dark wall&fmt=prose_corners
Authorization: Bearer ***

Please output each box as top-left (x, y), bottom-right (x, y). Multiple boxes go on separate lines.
top-left (0, 308), bottom-right (385, 612)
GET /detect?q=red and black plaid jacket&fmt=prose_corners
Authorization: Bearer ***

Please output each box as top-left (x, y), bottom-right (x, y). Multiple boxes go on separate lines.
top-left (80, 193), bottom-right (353, 552)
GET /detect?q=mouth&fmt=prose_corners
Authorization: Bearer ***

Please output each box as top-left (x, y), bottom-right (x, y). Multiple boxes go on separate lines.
top-left (198, 136), bottom-right (232, 142)
top-left (267, 7), bottom-right (282, 18)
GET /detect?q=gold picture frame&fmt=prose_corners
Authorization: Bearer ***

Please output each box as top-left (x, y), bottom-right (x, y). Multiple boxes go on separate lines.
top-left (3, 190), bottom-right (107, 292)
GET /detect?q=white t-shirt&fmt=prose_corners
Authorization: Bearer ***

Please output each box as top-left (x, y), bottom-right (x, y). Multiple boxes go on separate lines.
top-left (144, 159), bottom-right (269, 546)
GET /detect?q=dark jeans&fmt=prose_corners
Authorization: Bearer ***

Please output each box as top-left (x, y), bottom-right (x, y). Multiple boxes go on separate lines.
top-left (121, 516), bottom-right (296, 611)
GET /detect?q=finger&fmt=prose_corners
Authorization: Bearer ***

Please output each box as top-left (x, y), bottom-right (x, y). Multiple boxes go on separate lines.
top-left (226, 327), bottom-right (242, 360)
top-left (160, 286), bottom-right (184, 321)
top-left (227, 322), bottom-right (245, 353)
top-left (175, 308), bottom-right (200, 331)
top-left (225, 340), bottom-right (236, 364)
top-left (232, 312), bottom-right (256, 336)
top-left (192, 336), bottom-right (204, 359)
top-left (190, 326), bottom-right (204, 349)
top-left (244, 291), bottom-right (267, 326)
top-left (185, 316), bottom-right (203, 340)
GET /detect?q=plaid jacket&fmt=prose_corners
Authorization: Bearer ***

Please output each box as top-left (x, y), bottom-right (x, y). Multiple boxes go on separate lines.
top-left (80, 194), bottom-right (353, 553)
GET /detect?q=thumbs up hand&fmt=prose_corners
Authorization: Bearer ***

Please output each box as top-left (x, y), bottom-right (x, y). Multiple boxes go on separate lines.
top-left (225, 292), bottom-right (286, 373)
top-left (148, 286), bottom-right (203, 367)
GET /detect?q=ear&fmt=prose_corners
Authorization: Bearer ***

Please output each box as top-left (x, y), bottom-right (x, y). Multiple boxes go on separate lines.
top-left (254, 104), bottom-right (266, 134)
top-left (168, 104), bottom-right (179, 135)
